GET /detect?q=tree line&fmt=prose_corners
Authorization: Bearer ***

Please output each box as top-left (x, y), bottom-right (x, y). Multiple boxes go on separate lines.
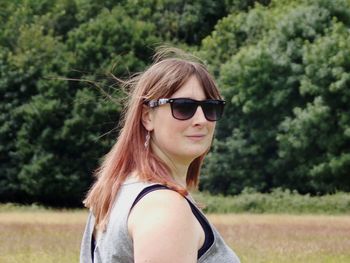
top-left (0, 0), bottom-right (349, 206)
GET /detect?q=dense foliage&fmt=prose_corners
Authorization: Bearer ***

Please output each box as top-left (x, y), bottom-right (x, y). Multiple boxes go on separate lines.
top-left (201, 0), bottom-right (350, 195)
top-left (194, 189), bottom-right (350, 214)
top-left (0, 0), bottom-right (349, 206)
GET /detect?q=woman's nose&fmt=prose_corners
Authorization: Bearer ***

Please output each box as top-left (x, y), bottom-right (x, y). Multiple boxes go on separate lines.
top-left (192, 106), bottom-right (207, 124)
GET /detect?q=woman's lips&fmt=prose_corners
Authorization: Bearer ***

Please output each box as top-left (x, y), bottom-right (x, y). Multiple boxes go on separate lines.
top-left (186, 135), bottom-right (206, 141)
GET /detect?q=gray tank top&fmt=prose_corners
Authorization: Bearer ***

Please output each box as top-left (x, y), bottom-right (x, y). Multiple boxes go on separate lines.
top-left (80, 180), bottom-right (240, 263)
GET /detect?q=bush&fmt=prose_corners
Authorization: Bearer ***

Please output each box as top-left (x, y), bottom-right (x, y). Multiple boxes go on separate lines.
top-left (193, 188), bottom-right (350, 214)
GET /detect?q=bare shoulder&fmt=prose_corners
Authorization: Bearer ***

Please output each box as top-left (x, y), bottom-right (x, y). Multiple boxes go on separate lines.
top-left (134, 187), bottom-right (189, 207)
top-left (128, 189), bottom-right (200, 263)
top-left (128, 189), bottom-right (193, 232)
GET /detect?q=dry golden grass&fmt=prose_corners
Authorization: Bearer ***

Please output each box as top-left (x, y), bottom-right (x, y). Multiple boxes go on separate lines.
top-left (209, 214), bottom-right (350, 263)
top-left (0, 210), bottom-right (88, 263)
top-left (0, 209), bottom-right (349, 262)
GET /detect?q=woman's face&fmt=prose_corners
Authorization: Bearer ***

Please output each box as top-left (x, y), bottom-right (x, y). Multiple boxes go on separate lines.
top-left (146, 75), bottom-right (216, 165)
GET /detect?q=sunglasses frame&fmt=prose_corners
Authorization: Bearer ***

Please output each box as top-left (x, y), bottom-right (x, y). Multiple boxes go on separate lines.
top-left (146, 98), bottom-right (225, 121)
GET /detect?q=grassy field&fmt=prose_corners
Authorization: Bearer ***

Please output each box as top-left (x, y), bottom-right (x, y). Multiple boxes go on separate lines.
top-left (211, 214), bottom-right (350, 263)
top-left (0, 207), bottom-right (349, 263)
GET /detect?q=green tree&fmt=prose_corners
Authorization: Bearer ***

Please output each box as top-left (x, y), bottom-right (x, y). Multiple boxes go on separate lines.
top-left (201, 0), bottom-right (350, 195)
top-left (276, 22), bottom-right (350, 193)
top-left (0, 0), bottom-right (159, 205)
top-left (0, 17), bottom-right (73, 203)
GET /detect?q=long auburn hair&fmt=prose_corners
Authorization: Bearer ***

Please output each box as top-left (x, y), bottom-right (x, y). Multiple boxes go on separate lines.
top-left (84, 48), bottom-right (223, 231)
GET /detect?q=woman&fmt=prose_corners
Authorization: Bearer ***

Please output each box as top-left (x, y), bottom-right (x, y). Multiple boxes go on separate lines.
top-left (80, 48), bottom-right (240, 263)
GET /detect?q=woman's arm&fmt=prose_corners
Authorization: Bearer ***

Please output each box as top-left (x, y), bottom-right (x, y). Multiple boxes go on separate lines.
top-left (128, 189), bottom-right (203, 263)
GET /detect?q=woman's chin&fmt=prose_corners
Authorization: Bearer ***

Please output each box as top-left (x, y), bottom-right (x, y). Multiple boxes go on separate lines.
top-left (181, 147), bottom-right (208, 160)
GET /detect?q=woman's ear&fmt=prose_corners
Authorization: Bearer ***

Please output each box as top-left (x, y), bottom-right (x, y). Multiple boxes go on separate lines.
top-left (141, 104), bottom-right (154, 131)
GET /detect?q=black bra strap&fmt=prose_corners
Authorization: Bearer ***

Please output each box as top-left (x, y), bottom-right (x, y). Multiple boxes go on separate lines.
top-left (187, 200), bottom-right (214, 258)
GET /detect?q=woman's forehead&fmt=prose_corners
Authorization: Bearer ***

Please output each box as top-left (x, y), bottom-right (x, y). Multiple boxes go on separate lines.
top-left (170, 76), bottom-right (205, 99)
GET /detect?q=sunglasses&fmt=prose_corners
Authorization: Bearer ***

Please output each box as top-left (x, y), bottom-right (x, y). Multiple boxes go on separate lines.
top-left (146, 98), bottom-right (225, 121)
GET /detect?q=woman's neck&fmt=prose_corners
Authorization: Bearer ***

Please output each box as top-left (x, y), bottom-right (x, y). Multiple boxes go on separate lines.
top-left (150, 142), bottom-right (192, 189)
top-left (170, 163), bottom-right (188, 188)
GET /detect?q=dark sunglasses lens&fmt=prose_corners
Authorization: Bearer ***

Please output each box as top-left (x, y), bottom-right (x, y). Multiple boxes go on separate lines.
top-left (171, 99), bottom-right (197, 120)
top-left (202, 101), bottom-right (224, 121)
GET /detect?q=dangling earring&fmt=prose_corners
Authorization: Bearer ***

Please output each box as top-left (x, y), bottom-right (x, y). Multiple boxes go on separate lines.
top-left (144, 130), bottom-right (151, 149)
